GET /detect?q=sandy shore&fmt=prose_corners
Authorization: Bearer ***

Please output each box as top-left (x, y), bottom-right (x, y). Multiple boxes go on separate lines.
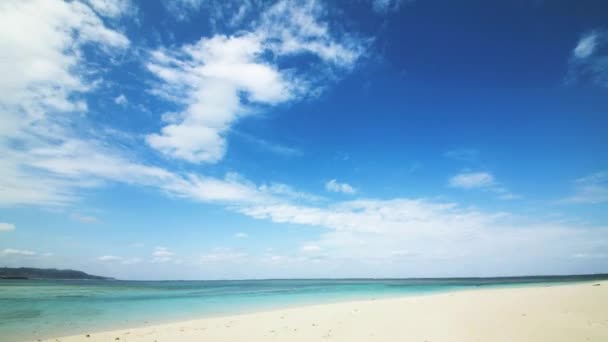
top-left (38, 281), bottom-right (608, 342)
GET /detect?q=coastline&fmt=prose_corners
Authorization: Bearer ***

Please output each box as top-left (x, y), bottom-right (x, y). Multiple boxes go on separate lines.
top-left (35, 280), bottom-right (608, 342)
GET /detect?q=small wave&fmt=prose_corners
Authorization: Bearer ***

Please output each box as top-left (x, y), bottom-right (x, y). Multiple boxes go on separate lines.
top-left (55, 295), bottom-right (89, 298)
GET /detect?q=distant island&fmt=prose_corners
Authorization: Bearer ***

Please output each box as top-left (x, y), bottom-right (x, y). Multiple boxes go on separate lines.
top-left (0, 267), bottom-right (113, 280)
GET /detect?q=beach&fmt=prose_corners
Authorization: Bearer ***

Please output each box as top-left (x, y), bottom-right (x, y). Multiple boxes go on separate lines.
top-left (36, 280), bottom-right (608, 342)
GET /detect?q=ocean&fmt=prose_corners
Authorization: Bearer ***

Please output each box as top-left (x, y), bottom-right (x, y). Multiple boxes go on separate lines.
top-left (1, 274), bottom-right (606, 341)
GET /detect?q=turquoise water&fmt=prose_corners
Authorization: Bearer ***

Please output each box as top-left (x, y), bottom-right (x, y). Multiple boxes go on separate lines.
top-left (1, 275), bottom-right (607, 341)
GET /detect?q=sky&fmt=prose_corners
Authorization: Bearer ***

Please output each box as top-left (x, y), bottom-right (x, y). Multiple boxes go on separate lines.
top-left (0, 0), bottom-right (607, 280)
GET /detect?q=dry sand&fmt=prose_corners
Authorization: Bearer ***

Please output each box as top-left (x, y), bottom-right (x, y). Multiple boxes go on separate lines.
top-left (38, 281), bottom-right (608, 342)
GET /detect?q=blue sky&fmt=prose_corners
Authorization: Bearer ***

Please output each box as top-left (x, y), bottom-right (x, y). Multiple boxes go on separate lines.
top-left (0, 0), bottom-right (607, 280)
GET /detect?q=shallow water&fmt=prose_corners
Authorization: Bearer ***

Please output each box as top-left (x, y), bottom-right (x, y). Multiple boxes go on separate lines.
top-left (1, 275), bottom-right (606, 341)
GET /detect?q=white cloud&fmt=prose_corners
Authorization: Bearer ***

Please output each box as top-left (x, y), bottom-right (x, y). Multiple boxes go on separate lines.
top-left (165, 172), bottom-right (269, 204)
top-left (236, 132), bottom-right (302, 157)
top-left (162, 0), bottom-right (204, 21)
top-left (0, 154), bottom-right (74, 207)
top-left (562, 171), bottom-right (608, 204)
top-left (162, 0), bottom-right (264, 28)
top-left (449, 171), bottom-right (519, 200)
top-left (227, 1), bottom-right (255, 27)
top-left (200, 248), bottom-right (247, 263)
top-left (574, 32), bottom-right (598, 59)
top-left (0, 222), bottom-right (15, 232)
top-left (145, 34), bottom-right (291, 163)
top-left (300, 244), bottom-right (321, 253)
top-left (572, 252), bottom-right (608, 260)
top-left (259, 183), bottom-right (325, 202)
top-left (12, 145), bottom-right (593, 275)
top-left (390, 250), bottom-right (416, 257)
top-left (153, 247), bottom-right (173, 257)
top-left (1, 248), bottom-right (36, 256)
top-left (234, 232), bottom-right (248, 239)
top-left (257, 0), bottom-right (364, 68)
top-left (568, 30), bottom-right (608, 87)
top-left (240, 198), bottom-right (497, 235)
top-left (85, 0), bottom-right (134, 18)
top-left (496, 192), bottom-right (522, 201)
top-left (449, 172), bottom-right (495, 189)
top-left (98, 255), bottom-right (141, 265)
top-left (236, 197), bottom-right (608, 276)
top-left (371, 0), bottom-right (409, 14)
top-left (70, 213), bottom-right (99, 223)
top-left (146, 0), bottom-right (365, 164)
top-left (114, 94), bottom-right (128, 105)
top-left (0, 0), bottom-right (128, 117)
top-left (98, 255), bottom-right (122, 262)
top-left (1, 132), bottom-right (315, 209)
top-left (325, 179), bottom-right (357, 194)
top-left (0, 0), bottom-right (132, 207)
top-left (152, 246), bottom-right (174, 263)
top-left (1, 156), bottom-right (598, 276)
top-left (0, 138), bottom-right (178, 207)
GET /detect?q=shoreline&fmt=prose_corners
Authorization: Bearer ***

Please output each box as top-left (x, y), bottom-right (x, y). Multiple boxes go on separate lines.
top-left (34, 280), bottom-right (608, 342)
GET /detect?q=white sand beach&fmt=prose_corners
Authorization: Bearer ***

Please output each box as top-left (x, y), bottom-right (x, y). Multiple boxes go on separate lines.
top-left (38, 281), bottom-right (608, 342)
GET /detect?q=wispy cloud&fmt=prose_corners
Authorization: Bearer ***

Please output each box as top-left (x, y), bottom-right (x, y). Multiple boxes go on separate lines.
top-left (161, 0), bottom-right (204, 21)
top-left (259, 183), bottom-right (325, 202)
top-left (562, 171), bottom-right (608, 204)
top-left (449, 172), bottom-right (494, 189)
top-left (568, 29), bottom-right (608, 87)
top-left (0, 0), bottom-right (128, 116)
top-left (444, 148), bottom-right (480, 162)
top-left (114, 94), bottom-right (128, 106)
top-left (0, 222), bottom-right (15, 232)
top-left (162, 0), bottom-right (265, 27)
top-left (300, 244), bottom-right (321, 253)
top-left (152, 246), bottom-right (174, 263)
top-left (85, 0), bottom-right (136, 18)
top-left (574, 32), bottom-right (598, 59)
top-left (98, 255), bottom-right (122, 262)
top-left (98, 255), bottom-right (142, 265)
top-left (234, 232), bottom-right (248, 239)
top-left (0, 138), bottom-right (177, 207)
top-left (371, 0), bottom-right (411, 14)
top-left (1, 248), bottom-right (36, 256)
top-left (200, 248), bottom-right (247, 264)
top-left (238, 196), bottom-right (607, 275)
top-left (70, 213), bottom-right (99, 224)
top-left (235, 132), bottom-right (302, 157)
top-left (325, 179), bottom-right (357, 194)
top-left (449, 171), bottom-right (520, 200)
top-left (572, 252), bottom-right (608, 260)
top-left (0, 0), bottom-right (131, 207)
